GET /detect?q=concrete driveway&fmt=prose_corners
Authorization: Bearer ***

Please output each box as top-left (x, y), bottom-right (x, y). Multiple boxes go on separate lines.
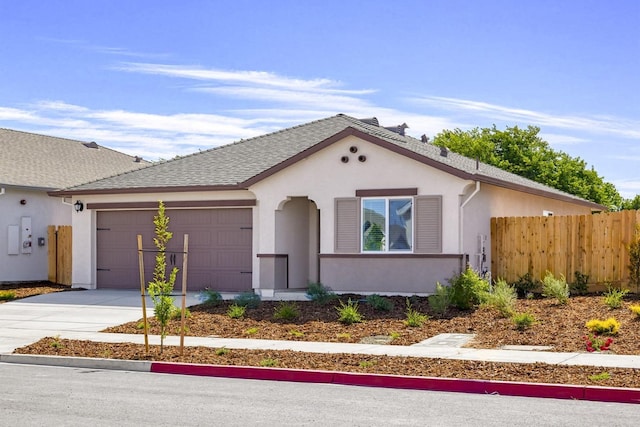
top-left (0, 290), bottom-right (201, 353)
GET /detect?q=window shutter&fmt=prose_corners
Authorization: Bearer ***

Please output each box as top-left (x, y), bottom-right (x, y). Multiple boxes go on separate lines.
top-left (335, 197), bottom-right (360, 253)
top-left (414, 196), bottom-right (442, 253)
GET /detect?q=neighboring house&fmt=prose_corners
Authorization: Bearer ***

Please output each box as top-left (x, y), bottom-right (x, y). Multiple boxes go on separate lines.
top-left (0, 129), bottom-right (149, 282)
top-left (54, 115), bottom-right (603, 295)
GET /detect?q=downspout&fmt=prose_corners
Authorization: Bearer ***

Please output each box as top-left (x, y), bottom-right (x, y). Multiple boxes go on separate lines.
top-left (459, 181), bottom-right (481, 261)
top-left (0, 187), bottom-right (5, 196)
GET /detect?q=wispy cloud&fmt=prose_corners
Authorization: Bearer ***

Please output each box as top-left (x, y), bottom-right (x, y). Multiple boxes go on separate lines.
top-left (410, 96), bottom-right (640, 140)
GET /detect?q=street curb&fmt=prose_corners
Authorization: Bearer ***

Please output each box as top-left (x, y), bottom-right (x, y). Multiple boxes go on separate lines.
top-left (0, 354), bottom-right (151, 372)
top-left (4, 354), bottom-right (639, 404)
top-left (150, 361), bottom-right (640, 404)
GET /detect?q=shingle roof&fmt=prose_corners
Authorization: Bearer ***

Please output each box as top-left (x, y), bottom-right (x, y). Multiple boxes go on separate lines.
top-left (0, 128), bottom-right (149, 190)
top-left (56, 114), bottom-right (603, 209)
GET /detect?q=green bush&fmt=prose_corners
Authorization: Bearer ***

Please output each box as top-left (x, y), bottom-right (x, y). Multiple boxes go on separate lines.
top-left (168, 305), bottom-right (191, 320)
top-left (336, 299), bottom-right (363, 325)
top-left (542, 271), bottom-right (569, 304)
top-left (404, 299), bottom-right (429, 327)
top-left (273, 301), bottom-right (299, 321)
top-left (570, 271), bottom-right (589, 296)
top-left (306, 282), bottom-right (337, 304)
top-left (227, 303), bottom-right (246, 319)
top-left (512, 272), bottom-right (541, 298)
top-left (428, 282), bottom-right (452, 316)
top-left (512, 312), bottom-right (536, 331)
top-left (366, 294), bottom-right (394, 312)
top-left (198, 288), bottom-right (222, 306)
top-left (586, 317), bottom-right (620, 335)
top-left (234, 292), bottom-right (261, 309)
top-left (483, 279), bottom-right (517, 317)
top-left (448, 267), bottom-right (490, 310)
top-left (603, 285), bottom-right (628, 309)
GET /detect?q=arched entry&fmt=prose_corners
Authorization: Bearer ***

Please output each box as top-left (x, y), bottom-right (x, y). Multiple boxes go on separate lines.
top-left (274, 197), bottom-right (320, 289)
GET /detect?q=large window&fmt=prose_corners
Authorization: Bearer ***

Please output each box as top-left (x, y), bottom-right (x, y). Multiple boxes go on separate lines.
top-left (362, 198), bottom-right (413, 252)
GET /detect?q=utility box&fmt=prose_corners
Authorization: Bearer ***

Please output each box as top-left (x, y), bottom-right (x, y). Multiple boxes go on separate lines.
top-left (21, 216), bottom-right (32, 254)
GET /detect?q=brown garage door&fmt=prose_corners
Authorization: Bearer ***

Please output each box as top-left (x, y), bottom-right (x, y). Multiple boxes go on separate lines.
top-left (97, 209), bottom-right (252, 291)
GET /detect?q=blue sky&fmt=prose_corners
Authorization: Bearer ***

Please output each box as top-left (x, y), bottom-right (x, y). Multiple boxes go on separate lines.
top-left (1, 0), bottom-right (639, 197)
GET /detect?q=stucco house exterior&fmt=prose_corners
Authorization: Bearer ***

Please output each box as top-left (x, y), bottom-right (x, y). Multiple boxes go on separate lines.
top-left (0, 129), bottom-right (148, 282)
top-left (54, 115), bottom-right (603, 295)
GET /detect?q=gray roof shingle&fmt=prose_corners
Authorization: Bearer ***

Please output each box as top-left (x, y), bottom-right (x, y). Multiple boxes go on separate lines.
top-left (0, 128), bottom-right (149, 190)
top-left (57, 114), bottom-right (604, 209)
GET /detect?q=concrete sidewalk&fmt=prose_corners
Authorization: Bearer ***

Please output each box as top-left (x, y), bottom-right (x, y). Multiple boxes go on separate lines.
top-left (1, 289), bottom-right (639, 369)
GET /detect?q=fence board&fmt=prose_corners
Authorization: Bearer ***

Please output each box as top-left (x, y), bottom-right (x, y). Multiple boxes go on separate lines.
top-left (491, 211), bottom-right (640, 287)
top-left (47, 225), bottom-right (72, 285)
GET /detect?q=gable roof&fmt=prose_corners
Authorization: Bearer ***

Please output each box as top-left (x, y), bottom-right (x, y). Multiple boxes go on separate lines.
top-left (0, 128), bottom-right (149, 190)
top-left (54, 114), bottom-right (604, 210)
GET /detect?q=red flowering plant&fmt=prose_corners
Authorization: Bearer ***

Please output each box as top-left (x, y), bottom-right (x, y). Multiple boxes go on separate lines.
top-left (582, 334), bottom-right (613, 352)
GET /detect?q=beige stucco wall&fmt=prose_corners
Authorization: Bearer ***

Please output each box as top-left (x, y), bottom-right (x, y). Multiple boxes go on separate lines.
top-left (0, 187), bottom-right (71, 282)
top-left (462, 183), bottom-right (595, 273)
top-left (249, 135), bottom-right (473, 292)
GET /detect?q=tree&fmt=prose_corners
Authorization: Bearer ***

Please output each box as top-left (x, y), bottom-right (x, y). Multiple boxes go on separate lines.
top-left (147, 200), bottom-right (178, 353)
top-left (432, 125), bottom-right (623, 208)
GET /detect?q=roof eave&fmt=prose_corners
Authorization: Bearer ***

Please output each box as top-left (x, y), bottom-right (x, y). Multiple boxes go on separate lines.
top-left (50, 184), bottom-right (244, 197)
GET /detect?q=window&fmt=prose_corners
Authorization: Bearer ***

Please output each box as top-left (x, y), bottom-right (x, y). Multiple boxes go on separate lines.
top-left (362, 198), bottom-right (413, 252)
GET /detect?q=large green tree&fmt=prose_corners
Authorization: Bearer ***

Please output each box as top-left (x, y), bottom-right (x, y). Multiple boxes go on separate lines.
top-left (432, 125), bottom-right (623, 209)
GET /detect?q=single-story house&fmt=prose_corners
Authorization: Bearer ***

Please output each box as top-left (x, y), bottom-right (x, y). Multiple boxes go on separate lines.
top-left (54, 114), bottom-right (603, 295)
top-left (0, 128), bottom-right (148, 282)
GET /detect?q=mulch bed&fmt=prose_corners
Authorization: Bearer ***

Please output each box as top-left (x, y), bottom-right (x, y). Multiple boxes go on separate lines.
top-left (8, 284), bottom-right (640, 388)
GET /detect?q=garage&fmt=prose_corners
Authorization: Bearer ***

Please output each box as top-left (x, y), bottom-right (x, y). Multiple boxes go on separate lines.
top-left (96, 208), bottom-right (252, 291)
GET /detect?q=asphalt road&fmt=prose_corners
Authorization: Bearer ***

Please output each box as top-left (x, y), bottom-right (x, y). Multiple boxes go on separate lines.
top-left (1, 363), bottom-right (637, 426)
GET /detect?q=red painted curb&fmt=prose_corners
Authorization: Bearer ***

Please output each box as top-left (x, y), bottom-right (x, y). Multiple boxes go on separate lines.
top-left (150, 362), bottom-right (640, 404)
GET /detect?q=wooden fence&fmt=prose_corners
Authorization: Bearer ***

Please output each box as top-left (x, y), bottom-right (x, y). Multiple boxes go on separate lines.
top-left (491, 210), bottom-right (640, 286)
top-left (48, 225), bottom-right (72, 285)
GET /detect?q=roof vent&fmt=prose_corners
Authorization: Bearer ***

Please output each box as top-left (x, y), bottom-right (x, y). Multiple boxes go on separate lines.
top-left (83, 141), bottom-right (99, 149)
top-left (384, 123), bottom-right (408, 136)
top-left (359, 117), bottom-right (379, 127)
top-left (134, 156), bottom-right (142, 163)
top-left (440, 146), bottom-right (448, 157)
top-left (421, 134), bottom-right (430, 143)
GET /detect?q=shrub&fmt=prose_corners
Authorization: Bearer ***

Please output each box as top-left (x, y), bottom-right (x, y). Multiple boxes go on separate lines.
top-left (215, 347), bottom-right (229, 356)
top-left (244, 327), bottom-right (259, 335)
top-left (198, 288), bottom-right (222, 306)
top-left (570, 271), bottom-right (589, 296)
top-left (603, 285), bottom-right (628, 309)
top-left (448, 267), bottom-right (490, 310)
top-left (227, 303), bottom-right (246, 319)
top-left (260, 358), bottom-right (278, 367)
top-left (542, 272), bottom-right (569, 304)
top-left (513, 272), bottom-right (541, 298)
top-left (273, 301), bottom-right (299, 321)
top-left (483, 279), bottom-right (517, 317)
top-left (404, 299), bottom-right (429, 327)
top-left (0, 290), bottom-right (16, 301)
top-left (289, 329), bottom-right (305, 338)
top-left (512, 312), bottom-right (536, 331)
top-left (336, 299), bottom-right (363, 325)
top-left (366, 294), bottom-right (394, 312)
top-left (589, 372), bottom-right (611, 381)
top-left (629, 305), bottom-right (640, 319)
top-left (168, 305), bottom-right (191, 320)
top-left (629, 224), bottom-right (640, 291)
top-left (428, 282), bottom-right (452, 316)
top-left (306, 282), bottom-right (337, 304)
top-left (585, 317), bottom-right (620, 335)
top-left (234, 292), bottom-right (261, 309)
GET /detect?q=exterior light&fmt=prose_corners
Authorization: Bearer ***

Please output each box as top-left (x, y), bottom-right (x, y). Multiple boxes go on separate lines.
top-left (74, 200), bottom-right (84, 213)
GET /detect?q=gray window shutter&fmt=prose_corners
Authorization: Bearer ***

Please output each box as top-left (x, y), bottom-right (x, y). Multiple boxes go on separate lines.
top-left (335, 197), bottom-right (360, 253)
top-left (414, 196), bottom-right (442, 253)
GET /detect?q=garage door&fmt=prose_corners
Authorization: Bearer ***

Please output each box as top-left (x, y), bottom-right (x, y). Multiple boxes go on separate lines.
top-left (97, 209), bottom-right (252, 291)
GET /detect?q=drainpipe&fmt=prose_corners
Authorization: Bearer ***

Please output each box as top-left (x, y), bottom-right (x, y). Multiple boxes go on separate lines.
top-left (459, 181), bottom-right (481, 257)
top-left (0, 187), bottom-right (5, 196)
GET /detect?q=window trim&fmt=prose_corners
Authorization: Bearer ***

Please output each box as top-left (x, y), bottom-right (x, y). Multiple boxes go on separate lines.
top-left (361, 196), bottom-right (414, 253)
